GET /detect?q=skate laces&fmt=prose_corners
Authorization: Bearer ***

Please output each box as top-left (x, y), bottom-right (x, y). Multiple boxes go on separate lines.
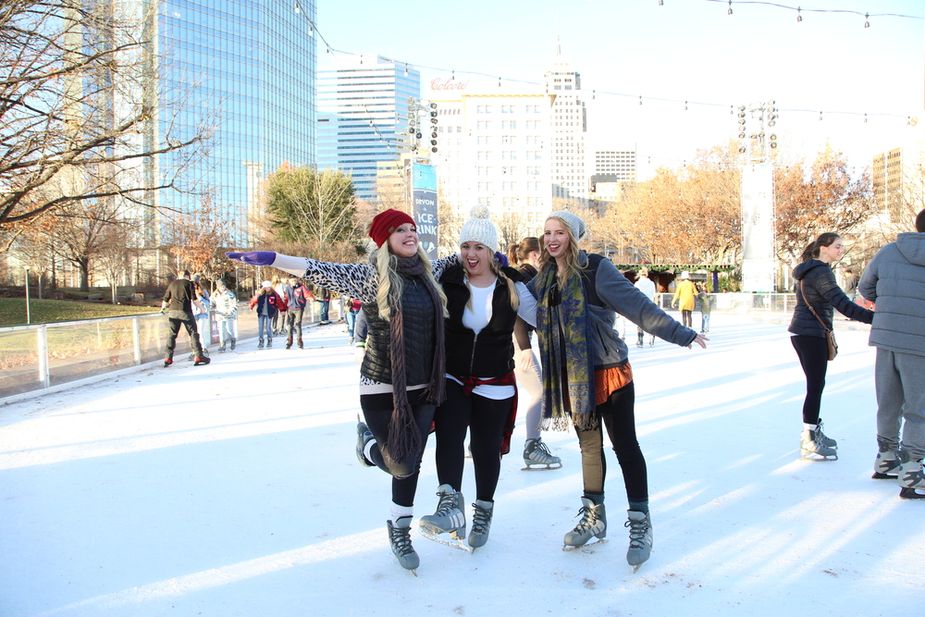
top-left (434, 490), bottom-right (460, 517)
top-left (389, 524), bottom-right (414, 556)
top-left (471, 503), bottom-right (492, 534)
top-left (573, 505), bottom-right (601, 533)
top-left (626, 516), bottom-right (650, 548)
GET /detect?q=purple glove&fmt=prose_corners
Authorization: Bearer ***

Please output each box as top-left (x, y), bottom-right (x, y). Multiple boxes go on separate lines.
top-left (494, 251), bottom-right (509, 268)
top-left (225, 251), bottom-right (276, 266)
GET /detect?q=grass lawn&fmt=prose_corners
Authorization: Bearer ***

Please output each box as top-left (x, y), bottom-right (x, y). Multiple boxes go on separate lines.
top-left (0, 298), bottom-right (160, 327)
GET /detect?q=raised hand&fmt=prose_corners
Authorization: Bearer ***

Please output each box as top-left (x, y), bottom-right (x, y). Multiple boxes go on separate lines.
top-left (225, 251), bottom-right (276, 266)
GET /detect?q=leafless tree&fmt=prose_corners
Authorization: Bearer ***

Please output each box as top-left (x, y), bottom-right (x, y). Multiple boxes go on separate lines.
top-left (0, 0), bottom-right (211, 246)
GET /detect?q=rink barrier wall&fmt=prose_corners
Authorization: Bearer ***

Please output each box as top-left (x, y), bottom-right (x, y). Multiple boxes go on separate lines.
top-left (0, 300), bottom-right (343, 403)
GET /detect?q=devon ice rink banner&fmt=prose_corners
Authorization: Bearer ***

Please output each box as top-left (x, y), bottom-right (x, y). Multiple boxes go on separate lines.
top-left (411, 163), bottom-right (438, 259)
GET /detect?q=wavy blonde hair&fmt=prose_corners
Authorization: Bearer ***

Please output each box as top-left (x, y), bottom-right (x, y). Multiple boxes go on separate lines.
top-left (539, 216), bottom-right (583, 286)
top-left (374, 245), bottom-right (448, 321)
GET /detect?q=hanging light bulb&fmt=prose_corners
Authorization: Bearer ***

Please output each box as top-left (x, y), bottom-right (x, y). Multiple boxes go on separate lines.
top-left (796, 7), bottom-right (802, 22)
top-left (727, 0), bottom-right (733, 16)
top-left (864, 13), bottom-right (870, 28)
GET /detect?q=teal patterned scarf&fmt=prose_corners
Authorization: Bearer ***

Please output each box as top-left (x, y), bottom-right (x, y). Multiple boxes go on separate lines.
top-left (534, 265), bottom-right (596, 431)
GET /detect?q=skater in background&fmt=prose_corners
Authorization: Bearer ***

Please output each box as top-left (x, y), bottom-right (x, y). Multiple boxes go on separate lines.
top-left (789, 232), bottom-right (874, 461)
top-left (529, 211), bottom-right (706, 570)
top-left (249, 281), bottom-right (283, 349)
top-left (192, 279), bottom-right (211, 354)
top-left (284, 276), bottom-right (309, 349)
top-left (227, 208), bottom-right (455, 572)
top-left (671, 271), bottom-right (697, 328)
top-left (633, 269), bottom-right (657, 347)
top-left (697, 283), bottom-right (713, 333)
top-left (315, 285), bottom-right (332, 325)
top-left (858, 209), bottom-right (925, 499)
top-left (508, 236), bottom-right (561, 470)
top-left (419, 210), bottom-right (538, 552)
top-left (271, 275), bottom-right (287, 335)
top-left (212, 279), bottom-right (238, 352)
top-left (160, 270), bottom-right (210, 367)
top-left (346, 296), bottom-right (362, 340)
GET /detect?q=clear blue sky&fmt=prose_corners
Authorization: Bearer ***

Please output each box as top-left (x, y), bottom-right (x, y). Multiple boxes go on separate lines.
top-left (315, 0), bottom-right (924, 172)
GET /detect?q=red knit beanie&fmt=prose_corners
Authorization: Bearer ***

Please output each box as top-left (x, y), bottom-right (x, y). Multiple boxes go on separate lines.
top-left (368, 209), bottom-right (416, 248)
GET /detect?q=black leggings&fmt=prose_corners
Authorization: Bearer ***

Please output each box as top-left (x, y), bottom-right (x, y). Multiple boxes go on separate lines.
top-left (791, 335), bottom-right (829, 425)
top-left (433, 380), bottom-right (511, 502)
top-left (360, 390), bottom-right (436, 508)
top-left (574, 381), bottom-right (647, 504)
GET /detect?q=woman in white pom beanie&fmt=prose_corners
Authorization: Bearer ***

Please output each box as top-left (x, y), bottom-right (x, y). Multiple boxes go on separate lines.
top-left (419, 206), bottom-right (538, 551)
top-left (527, 210), bottom-right (708, 569)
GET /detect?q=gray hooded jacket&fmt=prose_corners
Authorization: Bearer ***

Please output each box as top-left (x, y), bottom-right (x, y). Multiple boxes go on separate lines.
top-left (858, 232), bottom-right (925, 357)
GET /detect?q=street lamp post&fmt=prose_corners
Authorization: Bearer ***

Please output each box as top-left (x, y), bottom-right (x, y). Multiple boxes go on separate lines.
top-left (24, 266), bottom-right (31, 325)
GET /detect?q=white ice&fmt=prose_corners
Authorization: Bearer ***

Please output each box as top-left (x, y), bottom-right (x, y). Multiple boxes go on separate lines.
top-left (1, 313), bottom-right (922, 617)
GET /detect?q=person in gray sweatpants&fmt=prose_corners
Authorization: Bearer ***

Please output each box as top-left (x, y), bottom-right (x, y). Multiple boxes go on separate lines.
top-left (858, 208), bottom-right (925, 499)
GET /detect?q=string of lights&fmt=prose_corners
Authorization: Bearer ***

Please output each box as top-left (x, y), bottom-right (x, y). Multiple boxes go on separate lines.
top-left (293, 1), bottom-right (921, 126)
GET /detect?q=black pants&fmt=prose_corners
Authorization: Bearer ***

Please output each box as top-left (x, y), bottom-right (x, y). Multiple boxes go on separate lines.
top-left (791, 335), bottom-right (829, 425)
top-left (361, 389), bottom-right (436, 508)
top-left (165, 316), bottom-right (203, 358)
top-left (681, 309), bottom-right (693, 328)
top-left (433, 380), bottom-right (511, 502)
top-left (286, 309), bottom-right (304, 346)
top-left (575, 381), bottom-right (647, 504)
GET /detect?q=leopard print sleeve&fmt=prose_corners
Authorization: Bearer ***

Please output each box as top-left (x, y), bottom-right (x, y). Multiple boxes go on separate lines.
top-left (272, 254), bottom-right (377, 303)
top-left (431, 253), bottom-right (459, 279)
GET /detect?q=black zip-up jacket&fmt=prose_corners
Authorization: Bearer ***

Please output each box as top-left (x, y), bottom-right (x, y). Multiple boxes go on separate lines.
top-left (440, 264), bottom-right (523, 378)
top-left (788, 259), bottom-right (873, 337)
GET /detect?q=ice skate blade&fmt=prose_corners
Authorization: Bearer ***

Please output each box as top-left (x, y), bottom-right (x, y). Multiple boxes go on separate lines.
top-left (562, 538), bottom-right (606, 552)
top-left (419, 528), bottom-right (473, 553)
top-left (872, 471), bottom-right (899, 480)
top-left (522, 462), bottom-right (563, 471)
top-left (801, 451), bottom-right (838, 461)
top-left (899, 487), bottom-right (925, 500)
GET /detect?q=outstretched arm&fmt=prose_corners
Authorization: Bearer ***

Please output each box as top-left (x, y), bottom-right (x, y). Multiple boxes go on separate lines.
top-left (226, 251), bottom-right (377, 302)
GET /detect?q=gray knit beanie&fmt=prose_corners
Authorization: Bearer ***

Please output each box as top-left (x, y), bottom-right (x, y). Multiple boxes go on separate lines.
top-left (547, 210), bottom-right (586, 241)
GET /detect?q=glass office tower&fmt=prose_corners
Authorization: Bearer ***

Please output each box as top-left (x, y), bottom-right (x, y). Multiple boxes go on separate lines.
top-left (153, 0), bottom-right (316, 245)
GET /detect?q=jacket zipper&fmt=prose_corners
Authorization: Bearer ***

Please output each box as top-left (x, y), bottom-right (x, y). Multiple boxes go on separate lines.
top-left (468, 332), bottom-right (478, 376)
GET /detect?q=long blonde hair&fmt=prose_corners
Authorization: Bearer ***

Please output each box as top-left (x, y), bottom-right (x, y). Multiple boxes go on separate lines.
top-left (374, 245), bottom-right (448, 321)
top-left (539, 216), bottom-right (583, 286)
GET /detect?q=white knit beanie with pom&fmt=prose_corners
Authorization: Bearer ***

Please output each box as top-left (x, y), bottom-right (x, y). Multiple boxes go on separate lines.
top-left (459, 206), bottom-right (499, 252)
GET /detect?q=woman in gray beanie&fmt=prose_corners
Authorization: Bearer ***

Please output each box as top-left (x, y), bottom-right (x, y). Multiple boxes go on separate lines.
top-left (528, 210), bottom-right (707, 570)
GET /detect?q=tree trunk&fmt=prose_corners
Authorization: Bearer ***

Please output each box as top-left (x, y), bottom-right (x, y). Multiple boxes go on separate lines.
top-left (79, 258), bottom-right (90, 291)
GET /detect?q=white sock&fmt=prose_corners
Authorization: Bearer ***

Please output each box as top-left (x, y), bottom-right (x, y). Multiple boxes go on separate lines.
top-left (803, 423), bottom-right (817, 432)
top-left (390, 503), bottom-right (413, 523)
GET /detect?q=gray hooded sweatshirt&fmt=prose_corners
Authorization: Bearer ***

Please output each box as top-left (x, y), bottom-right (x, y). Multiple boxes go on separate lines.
top-left (858, 232), bottom-right (925, 357)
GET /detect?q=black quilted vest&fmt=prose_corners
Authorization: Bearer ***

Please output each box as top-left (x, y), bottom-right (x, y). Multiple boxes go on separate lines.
top-left (441, 264), bottom-right (523, 378)
top-left (361, 275), bottom-right (438, 386)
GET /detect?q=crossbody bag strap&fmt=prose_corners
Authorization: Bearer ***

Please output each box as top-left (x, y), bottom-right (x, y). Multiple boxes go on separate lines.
top-left (799, 280), bottom-right (830, 332)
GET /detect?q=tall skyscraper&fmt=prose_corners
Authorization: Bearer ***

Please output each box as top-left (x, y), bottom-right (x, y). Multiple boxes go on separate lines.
top-left (317, 55), bottom-right (420, 202)
top-left (150, 0), bottom-right (317, 245)
top-left (545, 45), bottom-right (587, 201)
top-left (594, 150), bottom-right (637, 181)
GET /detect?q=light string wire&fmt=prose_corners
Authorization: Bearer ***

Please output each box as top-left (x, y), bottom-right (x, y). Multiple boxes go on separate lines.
top-left (297, 1), bottom-right (923, 125)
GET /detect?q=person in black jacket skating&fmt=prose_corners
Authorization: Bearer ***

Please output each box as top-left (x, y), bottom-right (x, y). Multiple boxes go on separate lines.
top-left (789, 232), bottom-right (874, 460)
top-left (419, 208), bottom-right (537, 552)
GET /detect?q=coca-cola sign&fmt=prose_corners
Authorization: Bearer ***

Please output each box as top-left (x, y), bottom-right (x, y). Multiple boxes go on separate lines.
top-left (431, 78), bottom-right (468, 91)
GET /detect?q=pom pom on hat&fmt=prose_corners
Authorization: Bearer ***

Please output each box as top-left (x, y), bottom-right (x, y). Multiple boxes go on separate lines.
top-left (458, 206), bottom-right (499, 252)
top-left (548, 210), bottom-right (586, 241)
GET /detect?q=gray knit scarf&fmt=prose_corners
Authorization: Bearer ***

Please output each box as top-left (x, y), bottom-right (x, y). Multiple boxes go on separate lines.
top-left (387, 255), bottom-right (446, 464)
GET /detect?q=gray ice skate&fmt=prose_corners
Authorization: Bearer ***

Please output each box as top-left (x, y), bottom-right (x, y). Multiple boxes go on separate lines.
top-left (355, 417), bottom-right (375, 467)
top-left (563, 496), bottom-right (606, 550)
top-left (468, 500), bottom-right (494, 549)
top-left (387, 516), bottom-right (419, 573)
top-left (523, 438), bottom-right (562, 470)
top-left (872, 448), bottom-right (901, 479)
top-left (625, 510), bottom-right (653, 571)
top-left (800, 425), bottom-right (837, 461)
top-left (419, 484), bottom-right (470, 551)
top-left (898, 453), bottom-right (925, 500)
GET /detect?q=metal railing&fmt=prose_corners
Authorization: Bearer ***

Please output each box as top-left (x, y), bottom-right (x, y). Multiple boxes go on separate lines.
top-left (0, 300), bottom-right (343, 400)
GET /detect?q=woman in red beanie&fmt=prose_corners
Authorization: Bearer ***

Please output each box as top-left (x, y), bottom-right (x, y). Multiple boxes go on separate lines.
top-left (228, 208), bottom-right (456, 573)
